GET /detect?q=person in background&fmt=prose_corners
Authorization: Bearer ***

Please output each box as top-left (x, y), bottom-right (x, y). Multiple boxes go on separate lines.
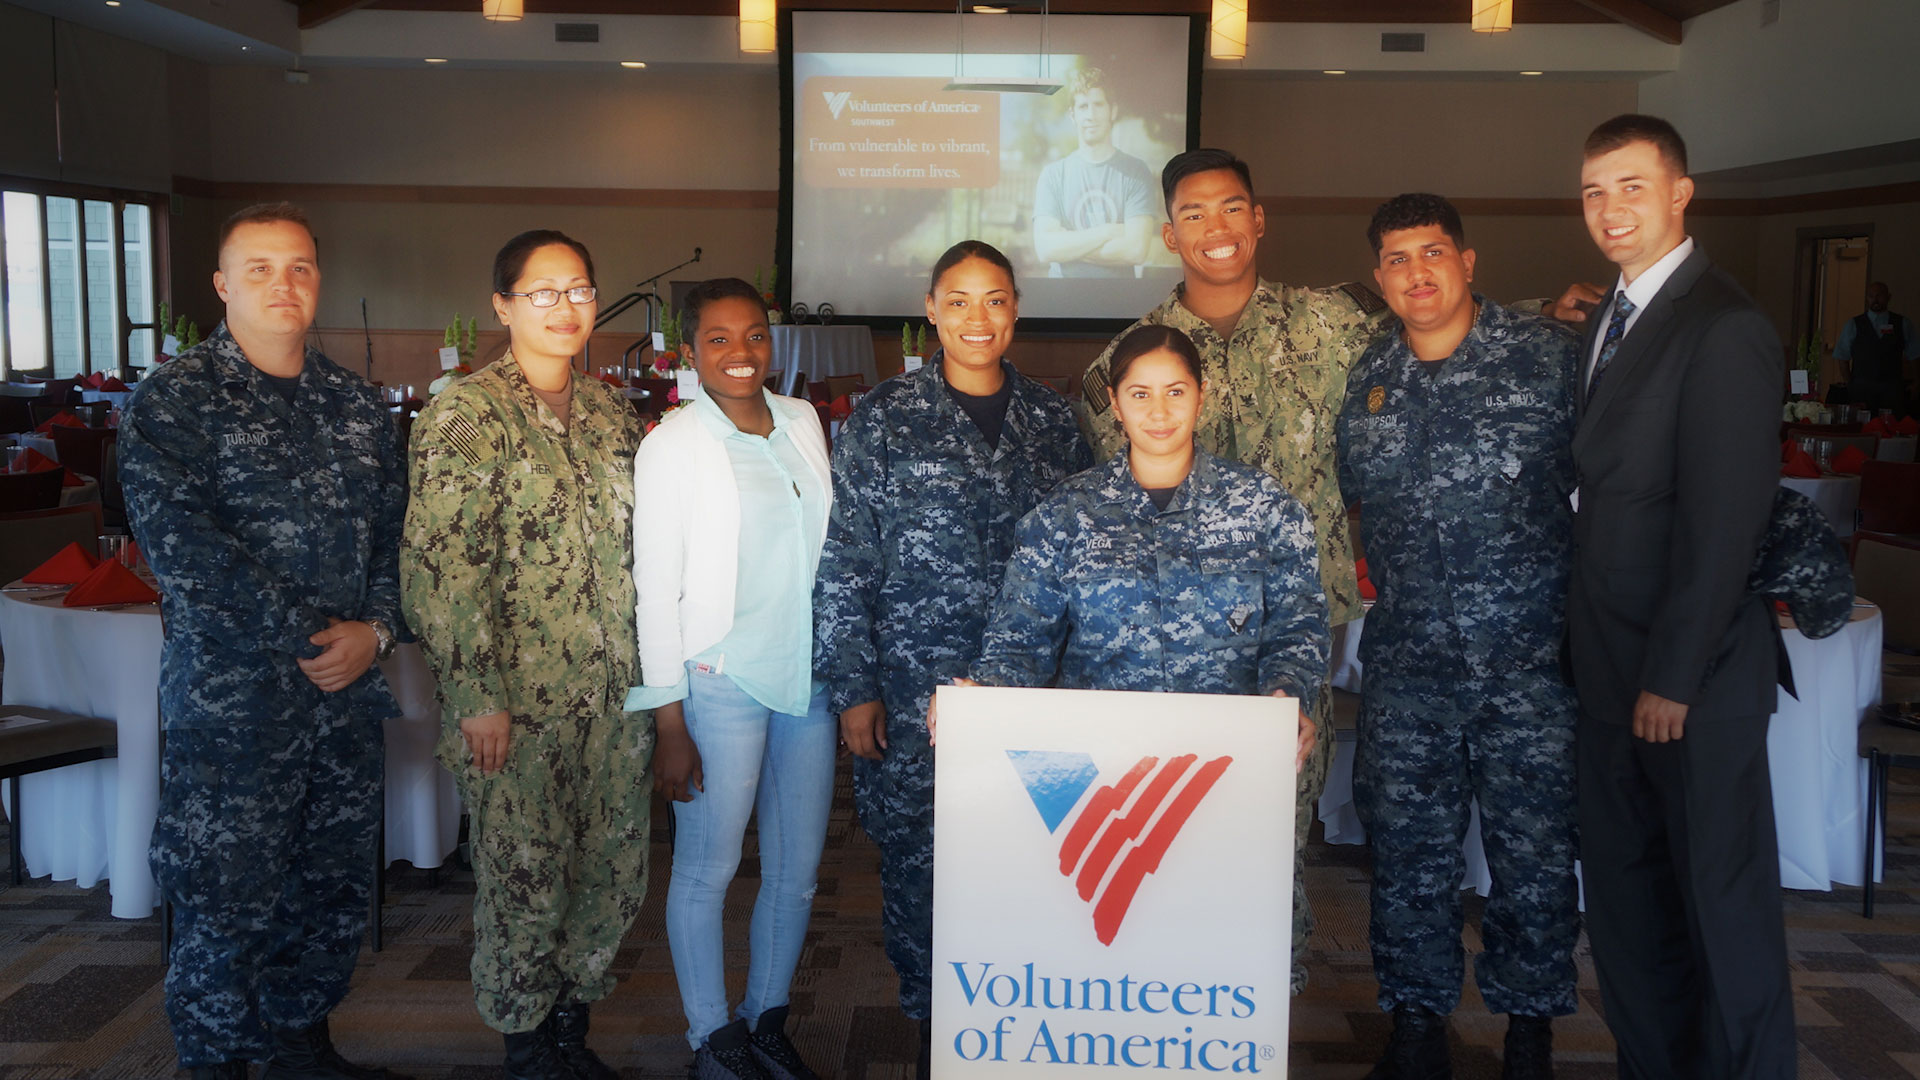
top-left (1336, 193), bottom-right (1580, 1080)
top-left (1031, 66), bottom-right (1160, 278)
top-left (630, 278), bottom-right (835, 1080)
top-left (957, 324), bottom-right (1323, 775)
top-left (1566, 114), bottom-right (1793, 1079)
top-left (813, 240), bottom-right (1091, 1079)
top-left (401, 230), bottom-right (649, 1080)
top-left (1075, 147), bottom-right (1388, 995)
top-left (1835, 281), bottom-right (1917, 415)
top-left (121, 201), bottom-right (410, 1080)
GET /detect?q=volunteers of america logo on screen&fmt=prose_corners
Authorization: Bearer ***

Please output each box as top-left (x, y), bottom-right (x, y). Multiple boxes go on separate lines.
top-left (822, 90), bottom-right (852, 119)
top-left (1007, 750), bottom-right (1233, 946)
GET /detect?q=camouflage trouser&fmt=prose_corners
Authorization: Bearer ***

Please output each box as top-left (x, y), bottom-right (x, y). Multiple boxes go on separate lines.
top-left (1292, 683), bottom-right (1334, 995)
top-left (1354, 669), bottom-right (1579, 1017)
top-left (450, 706), bottom-right (655, 1033)
top-left (151, 714), bottom-right (382, 1069)
top-left (851, 700), bottom-right (935, 1021)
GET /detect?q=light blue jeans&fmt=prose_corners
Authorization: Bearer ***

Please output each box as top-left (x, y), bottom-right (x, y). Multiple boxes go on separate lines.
top-left (667, 665), bottom-right (836, 1049)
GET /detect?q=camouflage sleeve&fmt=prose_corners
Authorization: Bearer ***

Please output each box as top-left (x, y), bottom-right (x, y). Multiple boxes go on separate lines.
top-left (1072, 331), bottom-right (1129, 463)
top-left (813, 404), bottom-right (888, 715)
top-left (401, 395), bottom-right (509, 723)
top-left (970, 503), bottom-right (1073, 688)
top-left (1258, 486), bottom-right (1330, 712)
top-left (363, 391), bottom-right (411, 642)
top-left (118, 376), bottom-right (330, 657)
top-left (1319, 285), bottom-right (1390, 399)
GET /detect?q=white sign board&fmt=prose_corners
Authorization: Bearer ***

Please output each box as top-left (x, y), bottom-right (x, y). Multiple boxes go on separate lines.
top-left (675, 369), bottom-right (701, 402)
top-left (1790, 369), bottom-right (1809, 395)
top-left (932, 685), bottom-right (1295, 1078)
top-left (438, 346), bottom-right (461, 371)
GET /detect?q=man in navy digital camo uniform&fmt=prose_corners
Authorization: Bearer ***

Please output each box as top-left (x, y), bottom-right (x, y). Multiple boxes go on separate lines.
top-left (121, 203), bottom-right (409, 1080)
top-left (1335, 194), bottom-right (1580, 1080)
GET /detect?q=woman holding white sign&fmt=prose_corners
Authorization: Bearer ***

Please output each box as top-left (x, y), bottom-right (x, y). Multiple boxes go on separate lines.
top-left (955, 325), bottom-right (1324, 770)
top-left (629, 278), bottom-right (835, 1080)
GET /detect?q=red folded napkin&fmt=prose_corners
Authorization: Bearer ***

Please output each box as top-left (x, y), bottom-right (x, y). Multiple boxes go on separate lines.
top-left (10, 447), bottom-right (58, 474)
top-left (597, 373), bottom-right (626, 388)
top-left (1781, 448), bottom-right (1821, 478)
top-left (81, 372), bottom-right (104, 390)
top-left (23, 541), bottom-right (100, 585)
top-left (62, 558), bottom-right (160, 607)
top-left (1831, 445), bottom-right (1870, 474)
top-left (1863, 416), bottom-right (1893, 437)
top-left (100, 376), bottom-right (129, 392)
top-left (32, 410), bottom-right (84, 434)
top-left (1898, 416), bottom-right (1919, 436)
top-left (829, 394), bottom-right (853, 420)
top-left (1355, 557), bottom-right (1377, 600)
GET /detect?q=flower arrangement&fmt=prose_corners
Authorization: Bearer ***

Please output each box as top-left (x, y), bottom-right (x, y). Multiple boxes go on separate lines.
top-left (900, 321), bottom-right (927, 358)
top-left (755, 266), bottom-right (781, 324)
top-left (1793, 335), bottom-right (1823, 398)
top-left (650, 308), bottom-right (689, 376)
top-left (153, 301), bottom-right (200, 363)
top-left (429, 314), bottom-right (479, 397)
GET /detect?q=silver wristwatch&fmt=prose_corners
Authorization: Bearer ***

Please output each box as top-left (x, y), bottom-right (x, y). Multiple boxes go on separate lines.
top-left (366, 617), bottom-right (397, 661)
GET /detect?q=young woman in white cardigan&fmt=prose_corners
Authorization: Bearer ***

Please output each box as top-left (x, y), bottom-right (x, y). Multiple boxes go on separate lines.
top-left (628, 278), bottom-right (834, 1080)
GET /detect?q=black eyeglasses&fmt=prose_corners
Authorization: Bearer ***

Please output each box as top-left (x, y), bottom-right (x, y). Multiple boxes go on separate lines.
top-left (499, 286), bottom-right (598, 308)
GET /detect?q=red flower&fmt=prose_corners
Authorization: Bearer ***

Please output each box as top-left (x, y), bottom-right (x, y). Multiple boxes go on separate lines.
top-left (667, 386), bottom-right (680, 404)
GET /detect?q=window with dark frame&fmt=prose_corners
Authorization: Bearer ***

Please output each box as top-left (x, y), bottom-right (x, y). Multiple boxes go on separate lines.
top-left (0, 177), bottom-right (167, 382)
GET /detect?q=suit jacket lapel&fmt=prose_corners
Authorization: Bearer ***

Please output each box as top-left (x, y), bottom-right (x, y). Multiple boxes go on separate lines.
top-left (1573, 248), bottom-right (1713, 451)
top-left (1574, 291), bottom-right (1611, 430)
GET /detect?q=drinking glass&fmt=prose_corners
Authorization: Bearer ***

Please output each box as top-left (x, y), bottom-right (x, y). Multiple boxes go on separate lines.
top-left (98, 534), bottom-right (129, 565)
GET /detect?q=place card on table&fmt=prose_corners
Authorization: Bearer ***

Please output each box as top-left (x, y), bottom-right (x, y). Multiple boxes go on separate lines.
top-left (438, 346), bottom-right (461, 370)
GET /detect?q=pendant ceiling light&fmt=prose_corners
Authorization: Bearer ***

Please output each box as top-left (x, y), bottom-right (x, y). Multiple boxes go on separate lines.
top-left (1209, 0), bottom-right (1248, 60)
top-left (482, 0), bottom-right (523, 22)
top-left (740, 0), bottom-right (777, 54)
top-left (1471, 0), bottom-right (1513, 33)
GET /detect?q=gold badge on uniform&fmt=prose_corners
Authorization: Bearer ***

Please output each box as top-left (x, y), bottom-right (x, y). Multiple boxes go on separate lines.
top-left (1367, 386), bottom-right (1385, 414)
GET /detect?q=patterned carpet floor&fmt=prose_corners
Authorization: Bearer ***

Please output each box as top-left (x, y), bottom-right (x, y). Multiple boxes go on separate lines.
top-left (2, 763), bottom-right (1918, 1078)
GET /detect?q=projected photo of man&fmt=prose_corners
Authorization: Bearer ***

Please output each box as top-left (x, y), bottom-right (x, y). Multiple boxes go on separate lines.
top-left (1031, 67), bottom-right (1160, 279)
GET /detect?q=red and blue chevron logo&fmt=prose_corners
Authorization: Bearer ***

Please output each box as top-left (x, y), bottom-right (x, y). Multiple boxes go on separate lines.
top-left (1007, 750), bottom-right (1234, 946)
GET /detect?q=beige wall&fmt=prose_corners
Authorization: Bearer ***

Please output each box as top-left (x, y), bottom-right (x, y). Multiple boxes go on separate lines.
top-left (0, 4), bottom-right (172, 191)
top-left (1206, 77), bottom-right (1638, 200)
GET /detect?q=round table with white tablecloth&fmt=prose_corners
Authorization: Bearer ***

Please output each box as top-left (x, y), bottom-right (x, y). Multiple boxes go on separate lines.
top-left (1878, 436), bottom-right (1916, 462)
top-left (1316, 600), bottom-right (1886, 895)
top-left (771, 324), bottom-right (878, 395)
top-left (0, 586), bottom-right (460, 918)
top-left (1781, 473), bottom-right (1861, 538)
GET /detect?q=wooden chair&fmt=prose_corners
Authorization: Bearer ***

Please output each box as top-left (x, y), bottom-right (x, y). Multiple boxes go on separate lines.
top-left (824, 374), bottom-right (861, 400)
top-left (0, 504), bottom-right (103, 585)
top-left (1855, 532), bottom-right (1920, 699)
top-left (0, 706), bottom-right (118, 887)
top-left (1858, 460), bottom-right (1920, 535)
top-left (50, 427), bottom-right (115, 481)
top-left (0, 470), bottom-right (65, 513)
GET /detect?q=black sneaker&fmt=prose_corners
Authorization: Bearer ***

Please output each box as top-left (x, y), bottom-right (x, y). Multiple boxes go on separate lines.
top-left (691, 1019), bottom-right (773, 1080)
top-left (1502, 1014), bottom-right (1553, 1080)
top-left (1364, 1005), bottom-right (1452, 1080)
top-left (746, 1006), bottom-right (819, 1080)
top-left (189, 1063), bottom-right (249, 1080)
top-left (260, 1018), bottom-right (412, 1080)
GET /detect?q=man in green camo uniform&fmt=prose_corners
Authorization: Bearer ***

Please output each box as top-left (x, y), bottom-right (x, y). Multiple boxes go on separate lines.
top-left (400, 351), bottom-right (650, 1078)
top-left (1077, 148), bottom-right (1385, 994)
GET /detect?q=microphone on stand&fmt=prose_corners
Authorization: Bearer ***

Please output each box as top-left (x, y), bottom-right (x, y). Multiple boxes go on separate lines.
top-left (361, 298), bottom-right (375, 382)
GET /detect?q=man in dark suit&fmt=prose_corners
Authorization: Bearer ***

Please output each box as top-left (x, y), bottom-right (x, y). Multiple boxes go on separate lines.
top-left (1564, 114), bottom-right (1794, 1078)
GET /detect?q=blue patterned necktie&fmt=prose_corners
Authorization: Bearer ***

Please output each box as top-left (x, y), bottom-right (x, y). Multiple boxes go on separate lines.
top-left (1586, 294), bottom-right (1636, 406)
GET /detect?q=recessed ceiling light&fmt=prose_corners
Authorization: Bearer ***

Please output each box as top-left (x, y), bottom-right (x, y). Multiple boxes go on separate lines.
top-left (620, 61), bottom-right (647, 68)
top-left (1322, 69), bottom-right (1346, 75)
top-left (1520, 70), bottom-right (1544, 76)
top-left (240, 45), bottom-right (250, 51)
top-left (104, 1), bottom-right (121, 7)
top-left (424, 57), bottom-right (449, 63)
top-left (973, 4), bottom-right (1009, 12)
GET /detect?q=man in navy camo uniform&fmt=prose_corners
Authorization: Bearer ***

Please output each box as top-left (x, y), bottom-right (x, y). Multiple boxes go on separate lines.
top-left (1335, 194), bottom-right (1580, 1080)
top-left (121, 203), bottom-right (409, 1080)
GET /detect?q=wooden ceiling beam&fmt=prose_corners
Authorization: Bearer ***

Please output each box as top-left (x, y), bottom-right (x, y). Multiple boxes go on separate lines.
top-left (299, 0), bottom-right (381, 29)
top-left (1568, 0), bottom-right (1684, 43)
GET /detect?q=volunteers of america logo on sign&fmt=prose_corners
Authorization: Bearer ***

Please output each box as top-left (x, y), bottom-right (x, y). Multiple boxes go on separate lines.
top-left (1006, 750), bottom-right (1234, 946)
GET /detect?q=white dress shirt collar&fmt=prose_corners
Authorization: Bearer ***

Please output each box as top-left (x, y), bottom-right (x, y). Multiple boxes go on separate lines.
top-left (1612, 235), bottom-right (1695, 315)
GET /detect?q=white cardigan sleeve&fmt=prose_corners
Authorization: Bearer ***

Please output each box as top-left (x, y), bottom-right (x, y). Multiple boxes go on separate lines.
top-left (629, 426), bottom-right (691, 704)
